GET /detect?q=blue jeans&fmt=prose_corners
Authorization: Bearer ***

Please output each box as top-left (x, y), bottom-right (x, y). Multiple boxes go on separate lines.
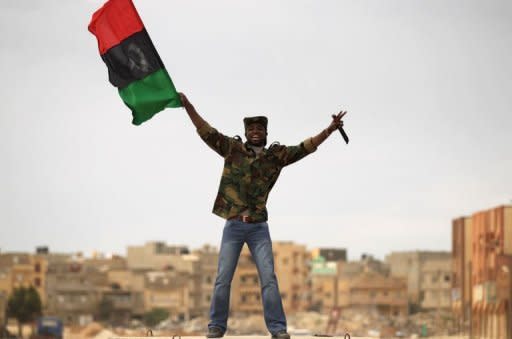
top-left (208, 219), bottom-right (287, 334)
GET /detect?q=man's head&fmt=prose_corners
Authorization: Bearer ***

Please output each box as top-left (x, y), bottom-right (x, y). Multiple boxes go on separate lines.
top-left (243, 116), bottom-right (268, 147)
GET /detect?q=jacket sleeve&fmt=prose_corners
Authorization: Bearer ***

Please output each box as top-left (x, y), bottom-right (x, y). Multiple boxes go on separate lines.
top-left (197, 122), bottom-right (237, 158)
top-left (273, 138), bottom-right (317, 166)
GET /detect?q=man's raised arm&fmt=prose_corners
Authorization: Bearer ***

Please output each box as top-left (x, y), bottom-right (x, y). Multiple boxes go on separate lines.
top-left (179, 92), bottom-right (207, 130)
top-left (179, 92), bottom-right (235, 158)
top-left (311, 111), bottom-right (346, 148)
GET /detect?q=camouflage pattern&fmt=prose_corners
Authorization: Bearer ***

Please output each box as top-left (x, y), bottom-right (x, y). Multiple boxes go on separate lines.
top-left (197, 122), bottom-right (317, 222)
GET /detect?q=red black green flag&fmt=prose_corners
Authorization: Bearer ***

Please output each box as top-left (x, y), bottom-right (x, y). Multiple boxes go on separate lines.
top-left (88, 0), bottom-right (181, 125)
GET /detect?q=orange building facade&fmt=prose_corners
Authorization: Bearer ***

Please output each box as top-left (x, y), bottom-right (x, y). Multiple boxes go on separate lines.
top-left (470, 205), bottom-right (512, 339)
top-left (452, 216), bottom-right (472, 335)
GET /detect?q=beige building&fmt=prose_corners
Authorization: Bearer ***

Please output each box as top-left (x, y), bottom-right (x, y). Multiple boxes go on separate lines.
top-left (385, 251), bottom-right (451, 308)
top-left (338, 271), bottom-right (408, 317)
top-left (311, 254), bottom-right (405, 318)
top-left (273, 241), bottom-right (310, 313)
top-left (100, 289), bottom-right (144, 325)
top-left (231, 246), bottom-right (261, 314)
top-left (231, 241), bottom-right (310, 315)
top-left (420, 258), bottom-right (452, 309)
top-left (0, 253), bottom-right (48, 306)
top-left (192, 245), bottom-right (219, 317)
top-left (46, 259), bottom-right (108, 325)
top-left (144, 271), bottom-right (190, 321)
top-left (107, 269), bottom-right (146, 292)
top-left (126, 241), bottom-right (189, 270)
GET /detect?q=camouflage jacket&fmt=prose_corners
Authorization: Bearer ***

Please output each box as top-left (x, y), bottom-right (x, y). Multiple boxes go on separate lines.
top-left (197, 122), bottom-right (317, 222)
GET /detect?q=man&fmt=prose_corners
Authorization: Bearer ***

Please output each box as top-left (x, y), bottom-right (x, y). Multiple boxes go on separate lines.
top-left (179, 93), bottom-right (345, 339)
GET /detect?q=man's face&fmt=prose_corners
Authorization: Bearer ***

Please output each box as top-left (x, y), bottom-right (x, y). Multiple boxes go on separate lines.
top-left (245, 122), bottom-right (267, 146)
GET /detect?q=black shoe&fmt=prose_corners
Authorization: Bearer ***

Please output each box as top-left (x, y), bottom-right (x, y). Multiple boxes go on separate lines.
top-left (271, 330), bottom-right (290, 339)
top-left (206, 326), bottom-right (225, 338)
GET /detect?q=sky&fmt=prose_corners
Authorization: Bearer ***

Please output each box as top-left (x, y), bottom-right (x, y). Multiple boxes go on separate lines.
top-left (1, 0), bottom-right (511, 260)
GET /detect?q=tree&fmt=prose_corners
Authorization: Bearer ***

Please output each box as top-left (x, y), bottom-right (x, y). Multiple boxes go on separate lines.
top-left (143, 308), bottom-right (169, 328)
top-left (7, 286), bottom-right (42, 338)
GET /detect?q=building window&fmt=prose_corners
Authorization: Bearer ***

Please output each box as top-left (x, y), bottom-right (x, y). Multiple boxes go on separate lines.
top-left (444, 275), bottom-right (450, 282)
top-left (241, 295), bottom-right (247, 303)
top-left (34, 277), bottom-right (41, 287)
top-left (34, 263), bottom-right (41, 273)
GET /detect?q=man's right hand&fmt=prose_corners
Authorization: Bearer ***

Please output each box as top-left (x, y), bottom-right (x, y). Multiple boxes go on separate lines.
top-left (179, 92), bottom-right (207, 130)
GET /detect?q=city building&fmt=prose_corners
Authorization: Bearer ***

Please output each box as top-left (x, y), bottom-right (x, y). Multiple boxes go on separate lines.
top-left (100, 288), bottom-right (144, 325)
top-left (273, 241), bottom-right (311, 313)
top-left (143, 271), bottom-right (190, 321)
top-left (420, 258), bottom-right (452, 310)
top-left (337, 271), bottom-right (408, 317)
top-left (0, 252), bottom-right (48, 306)
top-left (46, 259), bottom-right (107, 325)
top-left (192, 245), bottom-right (219, 317)
top-left (470, 204), bottom-right (512, 339)
top-left (452, 216), bottom-right (473, 334)
top-left (386, 251), bottom-right (451, 309)
top-left (310, 256), bottom-right (338, 312)
top-left (231, 246), bottom-right (261, 314)
top-left (231, 241), bottom-right (311, 315)
top-left (126, 241), bottom-right (189, 270)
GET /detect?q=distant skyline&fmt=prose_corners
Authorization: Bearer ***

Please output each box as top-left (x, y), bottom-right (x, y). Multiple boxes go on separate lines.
top-left (1, 0), bottom-right (511, 260)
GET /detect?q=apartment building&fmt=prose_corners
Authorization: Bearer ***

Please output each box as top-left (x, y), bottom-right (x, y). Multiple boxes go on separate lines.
top-left (46, 259), bottom-right (108, 325)
top-left (231, 246), bottom-right (260, 314)
top-left (192, 245), bottom-right (219, 317)
top-left (0, 253), bottom-right (48, 306)
top-left (100, 289), bottom-right (144, 325)
top-left (273, 241), bottom-right (310, 313)
top-left (420, 258), bottom-right (452, 310)
top-left (386, 251), bottom-right (451, 308)
top-left (144, 271), bottom-right (190, 321)
top-left (127, 241), bottom-right (189, 270)
top-left (338, 271), bottom-right (408, 317)
top-left (452, 216), bottom-right (472, 333)
top-left (231, 242), bottom-right (310, 315)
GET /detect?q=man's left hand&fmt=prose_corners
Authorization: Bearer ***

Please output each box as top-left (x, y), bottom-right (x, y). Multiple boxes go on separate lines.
top-left (327, 111), bottom-right (347, 134)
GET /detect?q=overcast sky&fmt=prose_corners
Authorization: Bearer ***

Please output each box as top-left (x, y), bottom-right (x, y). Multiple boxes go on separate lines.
top-left (1, 0), bottom-right (511, 260)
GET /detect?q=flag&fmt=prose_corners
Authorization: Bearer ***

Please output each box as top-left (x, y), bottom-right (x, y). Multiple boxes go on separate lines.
top-left (88, 0), bottom-right (181, 125)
